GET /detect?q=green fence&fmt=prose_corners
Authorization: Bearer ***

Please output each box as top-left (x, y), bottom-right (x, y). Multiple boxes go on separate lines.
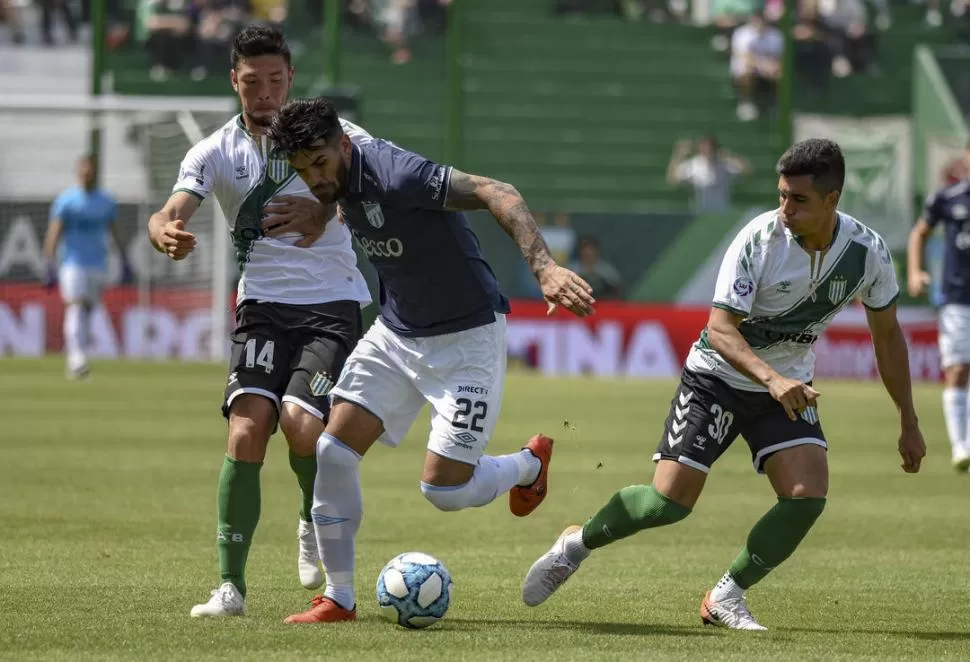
top-left (912, 45), bottom-right (969, 199)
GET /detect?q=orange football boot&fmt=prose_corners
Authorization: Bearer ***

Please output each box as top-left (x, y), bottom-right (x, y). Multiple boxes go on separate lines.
top-left (284, 595), bottom-right (357, 624)
top-left (509, 434), bottom-right (554, 517)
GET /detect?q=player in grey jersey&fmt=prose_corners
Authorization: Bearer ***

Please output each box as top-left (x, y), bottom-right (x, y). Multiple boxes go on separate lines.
top-left (521, 138), bottom-right (926, 631)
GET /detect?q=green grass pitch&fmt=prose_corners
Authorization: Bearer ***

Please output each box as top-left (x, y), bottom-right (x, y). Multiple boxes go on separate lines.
top-left (1, 357), bottom-right (968, 661)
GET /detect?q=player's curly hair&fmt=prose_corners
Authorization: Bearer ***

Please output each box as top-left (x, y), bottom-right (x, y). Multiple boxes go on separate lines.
top-left (268, 97), bottom-right (344, 156)
top-left (776, 138), bottom-right (845, 197)
top-left (231, 24), bottom-right (291, 68)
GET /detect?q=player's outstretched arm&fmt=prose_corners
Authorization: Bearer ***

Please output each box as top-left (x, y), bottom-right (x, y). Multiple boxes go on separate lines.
top-left (444, 169), bottom-right (595, 316)
top-left (707, 307), bottom-right (819, 420)
top-left (148, 191), bottom-right (200, 260)
top-left (864, 303), bottom-right (926, 473)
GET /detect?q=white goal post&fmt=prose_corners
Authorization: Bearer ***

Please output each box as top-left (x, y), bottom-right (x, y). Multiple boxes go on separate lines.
top-left (0, 93), bottom-right (237, 362)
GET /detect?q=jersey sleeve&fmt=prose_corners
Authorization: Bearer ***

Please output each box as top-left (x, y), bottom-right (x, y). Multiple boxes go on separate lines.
top-left (711, 226), bottom-right (763, 317)
top-left (861, 237), bottom-right (900, 311)
top-left (49, 192), bottom-right (69, 221)
top-left (173, 141), bottom-right (217, 201)
top-left (921, 189), bottom-right (945, 228)
top-left (375, 145), bottom-right (452, 210)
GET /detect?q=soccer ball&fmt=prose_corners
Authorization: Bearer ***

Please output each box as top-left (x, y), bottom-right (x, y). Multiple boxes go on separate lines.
top-left (376, 552), bottom-right (452, 629)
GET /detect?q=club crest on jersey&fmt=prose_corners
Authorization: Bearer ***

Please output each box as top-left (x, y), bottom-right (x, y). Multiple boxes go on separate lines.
top-left (309, 372), bottom-right (334, 397)
top-left (267, 157), bottom-right (289, 184)
top-left (363, 202), bottom-right (385, 229)
top-left (733, 277), bottom-right (754, 297)
top-left (800, 406), bottom-right (819, 425)
top-left (827, 275), bottom-right (847, 304)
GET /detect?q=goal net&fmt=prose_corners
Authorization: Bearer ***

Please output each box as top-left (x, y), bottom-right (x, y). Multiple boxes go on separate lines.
top-left (0, 93), bottom-right (237, 362)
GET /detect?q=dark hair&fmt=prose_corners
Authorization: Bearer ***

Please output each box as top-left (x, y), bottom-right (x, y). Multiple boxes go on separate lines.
top-left (230, 25), bottom-right (291, 69)
top-left (268, 97), bottom-right (343, 156)
top-left (776, 138), bottom-right (845, 196)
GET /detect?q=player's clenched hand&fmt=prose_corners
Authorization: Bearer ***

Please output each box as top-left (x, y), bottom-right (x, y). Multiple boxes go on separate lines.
top-left (897, 423), bottom-right (926, 473)
top-left (262, 195), bottom-right (334, 248)
top-left (766, 375), bottom-right (820, 422)
top-left (159, 219), bottom-right (197, 260)
top-left (538, 265), bottom-right (596, 317)
top-left (906, 270), bottom-right (930, 298)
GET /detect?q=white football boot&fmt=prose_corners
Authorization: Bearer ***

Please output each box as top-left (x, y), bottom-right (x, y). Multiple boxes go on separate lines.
top-left (522, 525), bottom-right (583, 606)
top-left (298, 519), bottom-right (324, 589)
top-left (700, 590), bottom-right (767, 630)
top-left (190, 582), bottom-right (245, 617)
top-left (951, 446), bottom-right (970, 473)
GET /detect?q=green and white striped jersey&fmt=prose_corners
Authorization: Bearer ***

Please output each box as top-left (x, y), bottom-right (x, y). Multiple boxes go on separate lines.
top-left (685, 210), bottom-right (899, 391)
top-left (173, 115), bottom-right (372, 308)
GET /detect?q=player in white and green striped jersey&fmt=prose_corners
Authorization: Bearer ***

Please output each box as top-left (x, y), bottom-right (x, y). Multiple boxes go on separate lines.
top-left (522, 138), bottom-right (927, 631)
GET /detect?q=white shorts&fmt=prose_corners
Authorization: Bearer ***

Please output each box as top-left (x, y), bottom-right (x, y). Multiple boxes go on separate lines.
top-left (939, 304), bottom-right (970, 369)
top-left (58, 265), bottom-right (107, 305)
top-left (329, 314), bottom-right (507, 465)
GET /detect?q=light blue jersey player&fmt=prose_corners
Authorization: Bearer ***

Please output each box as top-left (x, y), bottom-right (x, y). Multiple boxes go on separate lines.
top-left (908, 142), bottom-right (970, 470)
top-left (43, 155), bottom-right (131, 379)
top-left (268, 97), bottom-right (597, 624)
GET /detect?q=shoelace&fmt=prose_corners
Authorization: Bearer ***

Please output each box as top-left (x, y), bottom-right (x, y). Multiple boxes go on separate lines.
top-left (214, 585), bottom-right (237, 606)
top-left (540, 557), bottom-right (576, 591)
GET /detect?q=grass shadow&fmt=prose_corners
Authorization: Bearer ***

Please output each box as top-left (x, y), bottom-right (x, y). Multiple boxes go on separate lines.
top-left (443, 617), bottom-right (719, 637)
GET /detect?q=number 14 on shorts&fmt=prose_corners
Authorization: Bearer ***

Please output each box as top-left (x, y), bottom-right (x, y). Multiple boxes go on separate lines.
top-left (243, 338), bottom-right (276, 374)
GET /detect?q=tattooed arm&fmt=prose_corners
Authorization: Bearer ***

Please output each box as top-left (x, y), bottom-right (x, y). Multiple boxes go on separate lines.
top-left (444, 169), bottom-right (553, 277)
top-left (444, 168), bottom-right (596, 317)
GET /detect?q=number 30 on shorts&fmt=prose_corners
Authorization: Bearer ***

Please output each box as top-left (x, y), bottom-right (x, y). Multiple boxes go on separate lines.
top-left (451, 397), bottom-right (487, 433)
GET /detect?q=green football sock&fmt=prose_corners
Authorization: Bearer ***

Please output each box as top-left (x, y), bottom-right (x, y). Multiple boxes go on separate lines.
top-left (729, 496), bottom-right (826, 590)
top-left (581, 484), bottom-right (691, 550)
top-left (288, 450), bottom-right (317, 523)
top-left (217, 455), bottom-right (262, 597)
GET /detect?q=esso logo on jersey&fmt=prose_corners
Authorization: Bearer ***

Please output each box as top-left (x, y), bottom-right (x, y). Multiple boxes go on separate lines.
top-left (359, 236), bottom-right (404, 258)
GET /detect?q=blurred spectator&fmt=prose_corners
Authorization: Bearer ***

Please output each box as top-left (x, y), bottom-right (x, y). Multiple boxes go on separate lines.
top-left (710, 0), bottom-right (760, 52)
top-left (136, 0), bottom-right (193, 81)
top-left (189, 0), bottom-right (250, 80)
top-left (667, 136), bottom-right (750, 212)
top-left (40, 0), bottom-right (78, 44)
top-left (816, 0), bottom-right (880, 77)
top-left (729, 12), bottom-right (783, 121)
top-left (569, 235), bottom-right (623, 300)
top-left (792, 0), bottom-right (834, 94)
top-left (0, 0), bottom-right (26, 43)
top-left (373, 0), bottom-right (419, 64)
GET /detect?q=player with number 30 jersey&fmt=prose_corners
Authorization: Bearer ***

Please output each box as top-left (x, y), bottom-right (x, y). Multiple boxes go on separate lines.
top-left (521, 139), bottom-right (926, 632)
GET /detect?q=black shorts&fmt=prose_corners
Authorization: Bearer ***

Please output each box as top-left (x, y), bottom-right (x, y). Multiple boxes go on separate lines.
top-left (654, 369), bottom-right (826, 474)
top-left (222, 300), bottom-right (363, 422)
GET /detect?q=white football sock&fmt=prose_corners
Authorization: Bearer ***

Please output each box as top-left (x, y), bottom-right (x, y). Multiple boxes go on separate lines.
top-left (562, 529), bottom-right (591, 565)
top-left (63, 303), bottom-right (87, 371)
top-left (421, 452), bottom-right (525, 511)
top-left (942, 388), bottom-right (967, 453)
top-left (312, 432), bottom-right (362, 611)
top-left (710, 572), bottom-right (744, 602)
top-left (513, 449), bottom-right (542, 486)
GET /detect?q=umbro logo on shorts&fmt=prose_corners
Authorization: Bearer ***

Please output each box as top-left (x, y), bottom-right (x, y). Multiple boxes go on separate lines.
top-left (454, 432), bottom-right (477, 444)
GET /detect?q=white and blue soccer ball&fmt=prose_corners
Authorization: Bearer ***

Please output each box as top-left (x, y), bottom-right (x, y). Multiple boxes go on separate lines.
top-left (376, 552), bottom-right (452, 629)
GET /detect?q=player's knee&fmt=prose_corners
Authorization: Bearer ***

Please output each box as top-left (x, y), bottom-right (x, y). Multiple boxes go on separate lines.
top-left (420, 481), bottom-right (474, 512)
top-left (226, 396), bottom-right (276, 461)
top-left (782, 495), bottom-right (826, 527)
top-left (279, 403), bottom-right (324, 456)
